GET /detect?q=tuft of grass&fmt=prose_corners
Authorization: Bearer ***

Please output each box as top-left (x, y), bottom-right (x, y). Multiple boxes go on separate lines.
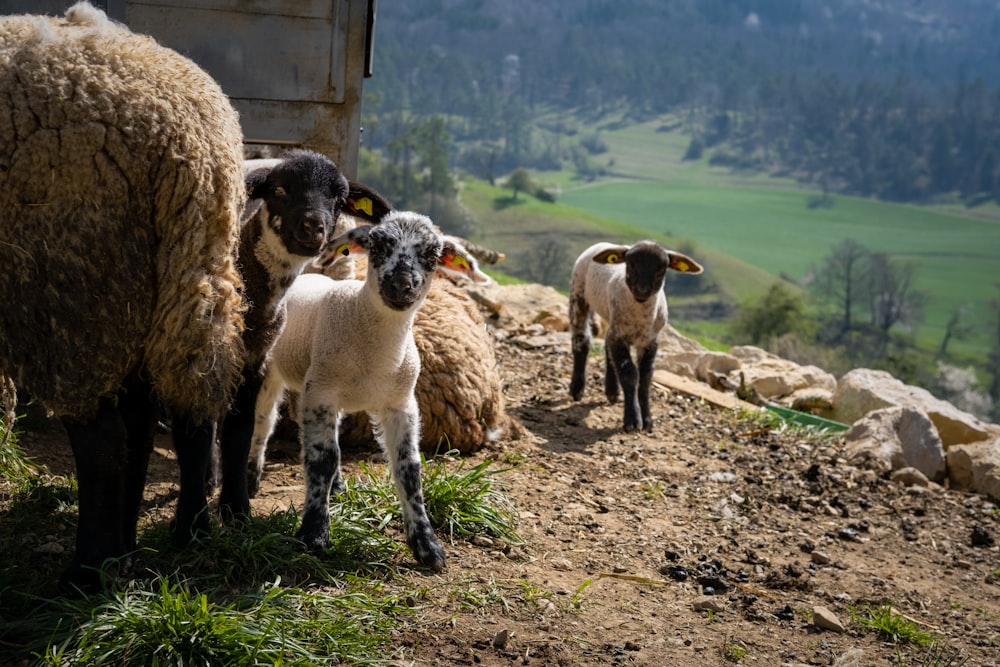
top-left (851, 603), bottom-right (936, 646)
top-left (722, 637), bottom-right (746, 662)
top-left (38, 575), bottom-right (404, 667)
top-left (911, 643), bottom-right (970, 667)
top-left (0, 421), bottom-right (43, 486)
top-left (421, 455), bottom-right (521, 544)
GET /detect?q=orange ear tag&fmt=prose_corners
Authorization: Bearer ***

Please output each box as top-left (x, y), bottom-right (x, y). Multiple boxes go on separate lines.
top-left (443, 254), bottom-right (471, 271)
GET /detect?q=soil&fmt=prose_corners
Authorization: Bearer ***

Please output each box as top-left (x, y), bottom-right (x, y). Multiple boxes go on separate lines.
top-left (12, 294), bottom-right (1000, 667)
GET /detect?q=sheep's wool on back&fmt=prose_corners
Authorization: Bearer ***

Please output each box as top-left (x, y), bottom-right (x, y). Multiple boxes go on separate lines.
top-left (0, 4), bottom-right (246, 421)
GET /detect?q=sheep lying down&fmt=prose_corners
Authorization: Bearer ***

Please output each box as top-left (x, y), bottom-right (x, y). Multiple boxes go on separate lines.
top-left (250, 213), bottom-right (484, 569)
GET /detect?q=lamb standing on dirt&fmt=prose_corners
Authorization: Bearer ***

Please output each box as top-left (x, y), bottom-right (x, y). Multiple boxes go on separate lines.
top-left (0, 4), bottom-right (246, 590)
top-left (569, 241), bottom-right (703, 432)
top-left (249, 214), bottom-right (483, 569)
top-left (209, 151), bottom-right (391, 525)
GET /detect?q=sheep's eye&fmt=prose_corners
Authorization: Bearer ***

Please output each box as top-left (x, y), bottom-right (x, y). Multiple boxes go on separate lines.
top-left (274, 185), bottom-right (287, 199)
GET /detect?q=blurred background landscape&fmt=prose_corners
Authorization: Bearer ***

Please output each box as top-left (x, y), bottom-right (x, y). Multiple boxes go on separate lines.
top-left (355, 0), bottom-right (1000, 422)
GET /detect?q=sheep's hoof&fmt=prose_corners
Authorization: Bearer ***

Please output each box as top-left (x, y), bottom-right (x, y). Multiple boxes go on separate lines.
top-left (411, 534), bottom-right (447, 571)
top-left (296, 520), bottom-right (330, 553)
top-left (622, 421), bottom-right (640, 434)
top-left (247, 470), bottom-right (262, 499)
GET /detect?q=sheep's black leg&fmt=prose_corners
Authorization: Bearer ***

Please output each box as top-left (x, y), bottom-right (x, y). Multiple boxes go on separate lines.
top-left (603, 345), bottom-right (620, 403)
top-left (637, 342), bottom-right (658, 432)
top-left (218, 373), bottom-right (261, 523)
top-left (606, 335), bottom-right (641, 432)
top-left (171, 415), bottom-right (215, 545)
top-left (568, 295), bottom-right (590, 401)
top-left (379, 402), bottom-right (446, 570)
top-left (297, 394), bottom-right (343, 551)
top-left (60, 398), bottom-right (129, 592)
top-left (118, 378), bottom-right (160, 552)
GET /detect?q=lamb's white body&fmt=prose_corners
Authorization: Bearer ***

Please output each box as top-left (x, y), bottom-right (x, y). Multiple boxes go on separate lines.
top-left (249, 213), bottom-right (480, 569)
top-left (574, 243), bottom-right (670, 352)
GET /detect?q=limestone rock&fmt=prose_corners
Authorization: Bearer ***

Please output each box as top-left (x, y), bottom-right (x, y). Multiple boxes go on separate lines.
top-left (833, 369), bottom-right (997, 447)
top-left (843, 406), bottom-right (946, 482)
top-left (812, 605), bottom-right (847, 633)
top-left (727, 346), bottom-right (836, 400)
top-left (946, 438), bottom-right (1000, 498)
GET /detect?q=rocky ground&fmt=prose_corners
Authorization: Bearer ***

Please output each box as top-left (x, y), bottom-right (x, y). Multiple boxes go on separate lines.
top-left (11, 285), bottom-right (1000, 666)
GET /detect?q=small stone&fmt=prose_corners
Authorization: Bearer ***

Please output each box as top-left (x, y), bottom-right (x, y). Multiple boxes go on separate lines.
top-left (971, 525), bottom-right (994, 547)
top-left (492, 629), bottom-right (509, 649)
top-left (692, 596), bottom-right (726, 613)
top-left (550, 558), bottom-right (573, 571)
top-left (810, 551), bottom-right (832, 565)
top-left (812, 606), bottom-right (846, 633)
top-left (33, 541), bottom-right (65, 555)
top-left (890, 467), bottom-right (929, 487)
top-left (471, 535), bottom-right (495, 548)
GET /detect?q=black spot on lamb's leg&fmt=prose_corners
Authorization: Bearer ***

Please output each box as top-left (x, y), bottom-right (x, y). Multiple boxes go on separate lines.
top-left (60, 397), bottom-right (130, 593)
top-left (218, 374), bottom-right (261, 523)
top-left (607, 336), bottom-right (640, 432)
top-left (171, 415), bottom-right (215, 546)
top-left (296, 401), bottom-right (342, 552)
top-left (637, 342), bottom-right (658, 432)
top-left (569, 296), bottom-right (593, 400)
top-left (118, 378), bottom-right (160, 553)
top-left (380, 405), bottom-right (446, 570)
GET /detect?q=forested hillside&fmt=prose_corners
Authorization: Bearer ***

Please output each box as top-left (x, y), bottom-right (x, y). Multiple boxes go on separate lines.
top-left (364, 0), bottom-right (1000, 204)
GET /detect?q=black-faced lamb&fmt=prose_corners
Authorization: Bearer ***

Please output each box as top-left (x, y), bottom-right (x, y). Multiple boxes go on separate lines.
top-left (0, 4), bottom-right (246, 590)
top-left (207, 151), bottom-right (392, 527)
top-left (569, 241), bottom-right (703, 432)
top-left (249, 213), bottom-right (484, 570)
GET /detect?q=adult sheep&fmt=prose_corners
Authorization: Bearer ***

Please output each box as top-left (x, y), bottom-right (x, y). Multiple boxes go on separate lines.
top-left (0, 3), bottom-right (246, 590)
top-left (569, 241), bottom-right (703, 433)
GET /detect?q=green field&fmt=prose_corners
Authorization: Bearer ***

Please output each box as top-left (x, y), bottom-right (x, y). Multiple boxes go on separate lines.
top-left (546, 118), bottom-right (1000, 361)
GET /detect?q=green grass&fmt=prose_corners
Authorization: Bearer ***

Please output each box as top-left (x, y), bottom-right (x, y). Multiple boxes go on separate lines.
top-left (0, 446), bottom-right (520, 666)
top-left (851, 603), bottom-right (937, 647)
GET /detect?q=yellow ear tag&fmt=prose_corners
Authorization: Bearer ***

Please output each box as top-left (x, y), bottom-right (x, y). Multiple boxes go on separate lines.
top-left (336, 243), bottom-right (352, 257)
top-left (675, 260), bottom-right (690, 272)
top-left (349, 197), bottom-right (373, 216)
top-left (246, 185), bottom-right (255, 197)
top-left (606, 253), bottom-right (620, 264)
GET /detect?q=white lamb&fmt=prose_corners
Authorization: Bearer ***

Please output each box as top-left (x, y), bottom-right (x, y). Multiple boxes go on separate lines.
top-left (569, 241), bottom-right (703, 432)
top-left (249, 212), bottom-right (481, 570)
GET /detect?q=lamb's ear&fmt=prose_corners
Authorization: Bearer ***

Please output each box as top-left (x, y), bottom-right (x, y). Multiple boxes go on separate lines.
top-left (592, 246), bottom-right (630, 265)
top-left (344, 182), bottom-right (394, 223)
top-left (668, 252), bottom-right (704, 274)
top-left (439, 240), bottom-right (492, 284)
top-left (312, 225), bottom-right (372, 269)
top-left (245, 168), bottom-right (271, 199)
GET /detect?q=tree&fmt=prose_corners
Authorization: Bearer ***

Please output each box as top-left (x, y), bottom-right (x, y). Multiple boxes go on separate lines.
top-left (865, 252), bottom-right (926, 349)
top-left (733, 282), bottom-right (806, 345)
top-left (810, 239), bottom-right (870, 341)
top-left (935, 305), bottom-right (973, 360)
top-left (505, 168), bottom-right (533, 202)
top-left (414, 116), bottom-right (454, 218)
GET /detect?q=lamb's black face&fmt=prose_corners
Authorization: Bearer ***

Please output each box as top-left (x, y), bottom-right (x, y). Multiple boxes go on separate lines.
top-left (368, 215), bottom-right (443, 311)
top-left (624, 243), bottom-right (670, 303)
top-left (248, 150), bottom-right (349, 256)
